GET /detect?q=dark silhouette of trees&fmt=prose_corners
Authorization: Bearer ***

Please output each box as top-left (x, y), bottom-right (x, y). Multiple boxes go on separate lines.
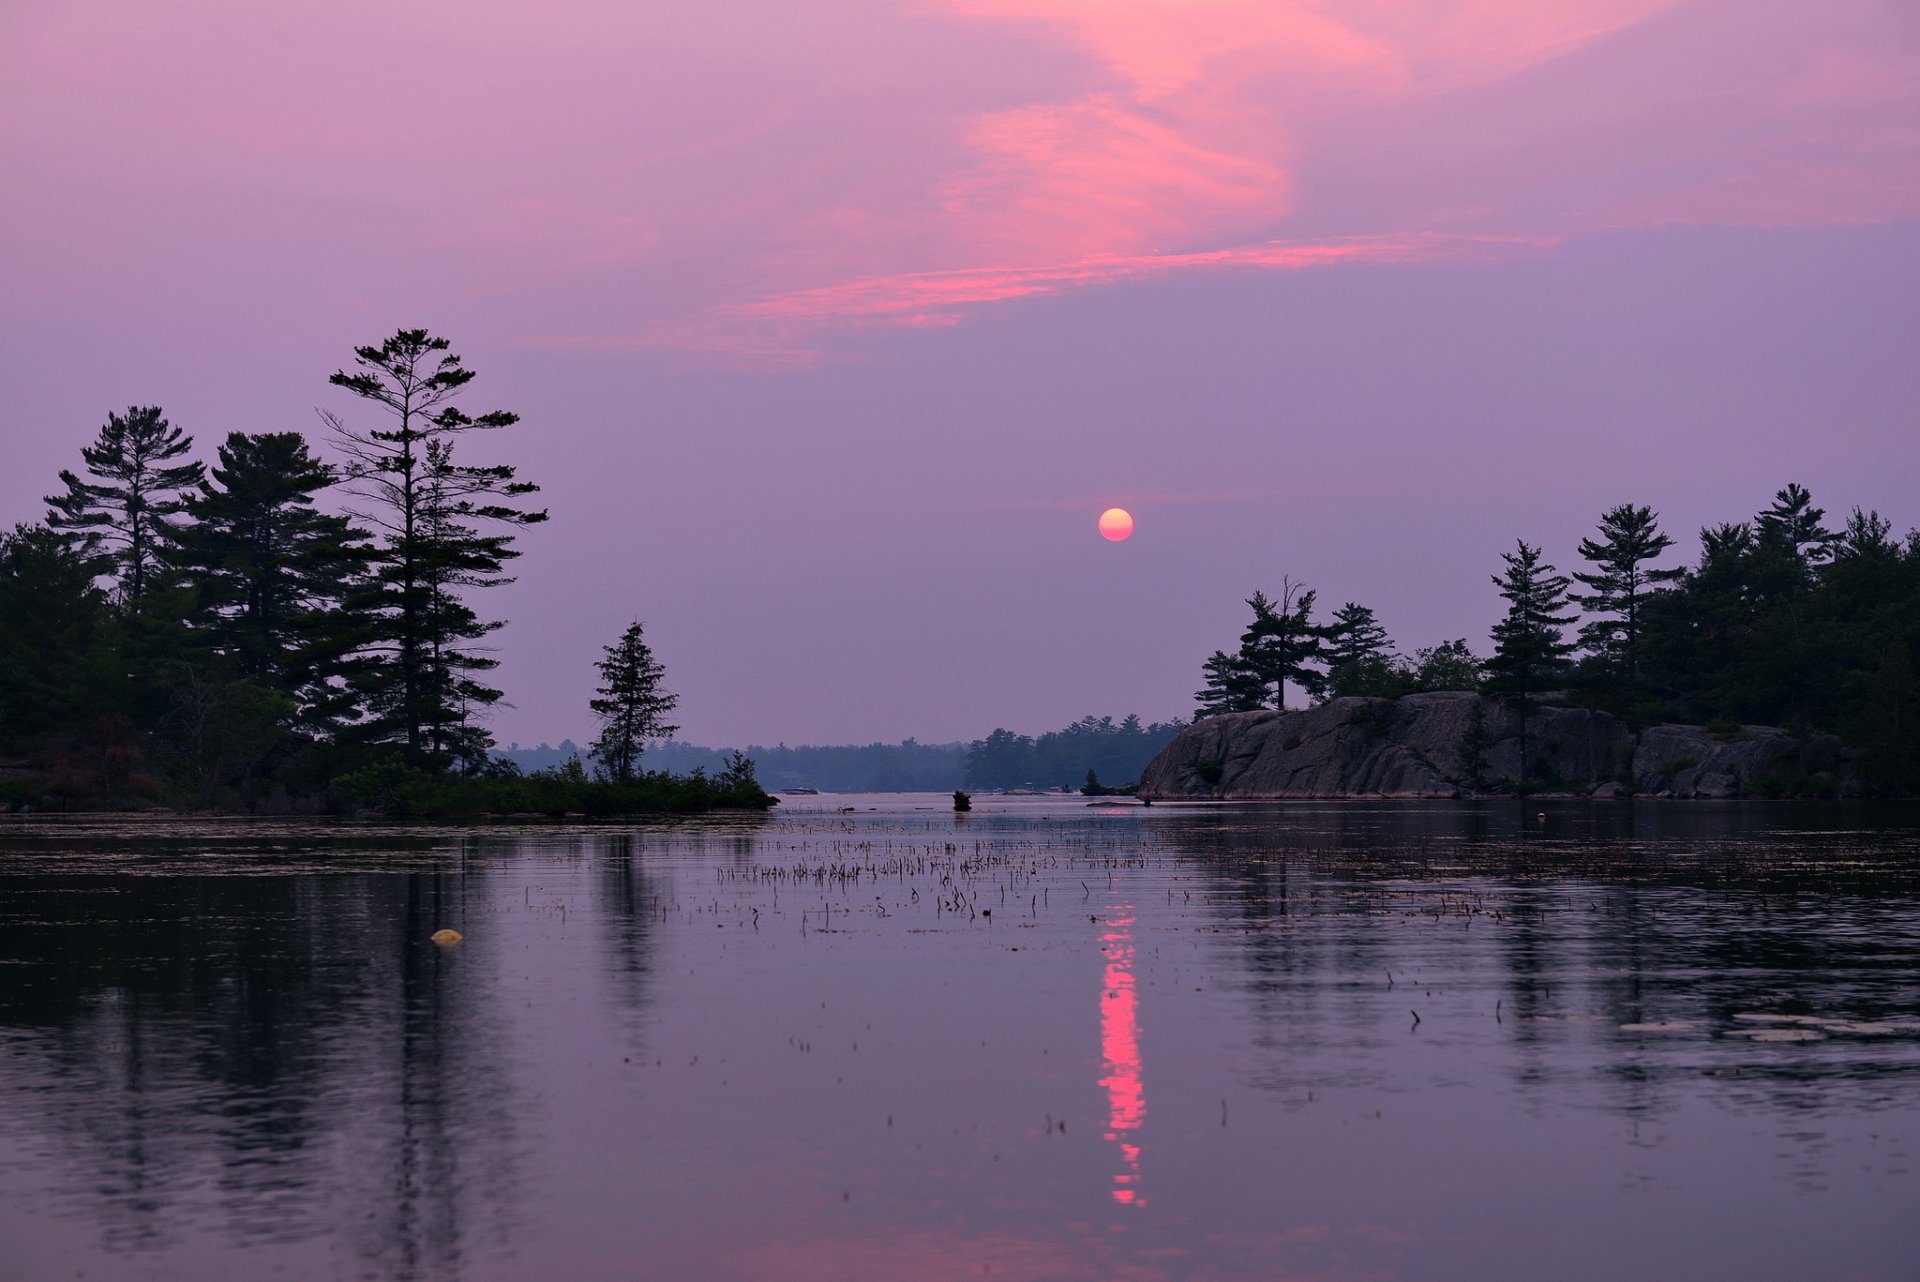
top-left (1195, 649), bottom-right (1267, 715)
top-left (0, 524), bottom-right (110, 737)
top-left (589, 622), bottom-right (680, 782)
top-left (1757, 482), bottom-right (1836, 572)
top-left (323, 329), bottom-right (546, 768)
top-left (1324, 602), bottom-right (1395, 696)
top-left (1488, 541), bottom-right (1577, 698)
top-left (1572, 504), bottom-right (1680, 683)
top-left (44, 406), bottom-right (203, 607)
top-left (1408, 639), bottom-right (1484, 692)
top-left (167, 432), bottom-right (369, 734)
top-left (1487, 541), bottom-right (1576, 783)
top-left (963, 715), bottom-right (1184, 790)
top-left (1238, 579), bottom-right (1325, 711)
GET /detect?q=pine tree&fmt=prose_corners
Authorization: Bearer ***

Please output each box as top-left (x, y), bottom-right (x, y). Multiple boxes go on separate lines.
top-left (323, 329), bottom-right (546, 767)
top-left (1756, 482), bottom-right (1836, 568)
top-left (1487, 541), bottom-right (1576, 784)
top-left (589, 621), bottom-right (680, 782)
top-left (168, 432), bottom-right (370, 733)
top-left (1571, 504), bottom-right (1681, 681)
top-left (1834, 508), bottom-right (1897, 563)
top-left (1237, 579), bottom-right (1325, 710)
top-left (1194, 649), bottom-right (1266, 716)
top-left (1324, 602), bottom-right (1395, 696)
top-left (45, 406), bottom-right (204, 607)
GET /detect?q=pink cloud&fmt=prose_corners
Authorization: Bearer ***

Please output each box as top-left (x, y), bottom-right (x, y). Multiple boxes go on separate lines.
top-left (524, 232), bottom-right (1554, 362)
top-left (20, 0), bottom-right (1897, 360)
top-left (943, 95), bottom-right (1289, 263)
top-left (730, 232), bottom-right (1546, 322)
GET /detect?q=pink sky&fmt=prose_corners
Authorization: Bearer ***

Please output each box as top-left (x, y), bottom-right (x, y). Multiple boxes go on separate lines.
top-left (3, 0), bottom-right (1916, 746)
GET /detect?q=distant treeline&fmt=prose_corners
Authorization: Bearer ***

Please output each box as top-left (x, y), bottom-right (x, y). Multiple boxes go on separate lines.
top-left (497, 713), bottom-right (1186, 793)
top-left (0, 330), bottom-right (768, 814)
top-left (963, 715), bottom-right (1186, 790)
top-left (1197, 488), bottom-right (1919, 792)
top-left (501, 738), bottom-right (967, 792)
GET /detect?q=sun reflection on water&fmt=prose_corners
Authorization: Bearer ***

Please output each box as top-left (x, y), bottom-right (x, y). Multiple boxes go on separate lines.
top-left (1099, 906), bottom-right (1144, 1206)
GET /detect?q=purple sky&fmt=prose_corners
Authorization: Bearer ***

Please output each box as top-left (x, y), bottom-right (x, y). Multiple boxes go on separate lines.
top-left (3, 1), bottom-right (1916, 747)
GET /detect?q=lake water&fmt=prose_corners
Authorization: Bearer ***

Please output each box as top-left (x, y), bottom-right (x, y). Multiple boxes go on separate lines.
top-left (2, 798), bottom-right (1917, 1282)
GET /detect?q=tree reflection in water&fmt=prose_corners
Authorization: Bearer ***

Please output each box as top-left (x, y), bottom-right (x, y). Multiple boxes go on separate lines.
top-left (0, 805), bottom-right (1913, 1282)
top-left (0, 840), bottom-right (523, 1280)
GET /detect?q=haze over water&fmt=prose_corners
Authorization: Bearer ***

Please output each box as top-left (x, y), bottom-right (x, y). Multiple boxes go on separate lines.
top-left (2, 800), bottom-right (1916, 1281)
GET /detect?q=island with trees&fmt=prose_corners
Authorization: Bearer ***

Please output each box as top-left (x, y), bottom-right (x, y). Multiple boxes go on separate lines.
top-left (1155, 491), bottom-right (1918, 799)
top-left (0, 329), bottom-right (771, 817)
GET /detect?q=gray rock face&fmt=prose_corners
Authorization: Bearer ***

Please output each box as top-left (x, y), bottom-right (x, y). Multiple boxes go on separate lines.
top-left (1138, 694), bottom-right (1843, 800)
top-left (1630, 723), bottom-right (1842, 797)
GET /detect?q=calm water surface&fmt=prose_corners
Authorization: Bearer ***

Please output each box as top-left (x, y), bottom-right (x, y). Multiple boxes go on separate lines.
top-left (1, 798), bottom-right (1917, 1281)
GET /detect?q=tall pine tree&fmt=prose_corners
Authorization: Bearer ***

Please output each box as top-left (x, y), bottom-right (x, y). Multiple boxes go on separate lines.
top-left (45, 406), bottom-right (203, 607)
top-left (323, 329), bottom-right (546, 768)
top-left (1571, 503), bottom-right (1681, 682)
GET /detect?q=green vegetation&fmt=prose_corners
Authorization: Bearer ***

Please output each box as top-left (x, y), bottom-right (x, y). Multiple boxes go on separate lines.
top-left (1193, 486), bottom-right (1920, 795)
top-left (0, 329), bottom-right (770, 817)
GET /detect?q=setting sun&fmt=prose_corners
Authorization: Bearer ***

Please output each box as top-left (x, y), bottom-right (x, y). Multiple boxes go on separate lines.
top-left (1098, 507), bottom-right (1134, 542)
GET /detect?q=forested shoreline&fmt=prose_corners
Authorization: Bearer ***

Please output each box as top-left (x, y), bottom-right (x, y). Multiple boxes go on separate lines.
top-left (499, 712), bottom-right (1184, 794)
top-left (0, 330), bottom-right (770, 817)
top-left (1194, 491), bottom-right (1919, 795)
top-left (4, 329), bottom-right (1914, 809)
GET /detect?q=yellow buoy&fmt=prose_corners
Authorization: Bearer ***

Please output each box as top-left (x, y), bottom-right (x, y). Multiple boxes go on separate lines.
top-left (430, 928), bottom-right (463, 944)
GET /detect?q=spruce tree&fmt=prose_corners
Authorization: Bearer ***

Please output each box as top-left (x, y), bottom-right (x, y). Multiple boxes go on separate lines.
top-left (1571, 504), bottom-right (1681, 681)
top-left (45, 406), bottom-right (204, 607)
top-left (1237, 580), bottom-right (1325, 710)
top-left (1487, 541), bottom-right (1576, 784)
top-left (323, 329), bottom-right (546, 767)
top-left (168, 432), bottom-right (370, 732)
top-left (589, 621), bottom-right (680, 782)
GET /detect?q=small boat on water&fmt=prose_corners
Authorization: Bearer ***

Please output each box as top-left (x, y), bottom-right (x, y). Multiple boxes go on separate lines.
top-left (784, 786), bottom-right (820, 795)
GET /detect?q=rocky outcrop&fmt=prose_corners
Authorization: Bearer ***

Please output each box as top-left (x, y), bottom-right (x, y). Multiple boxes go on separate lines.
top-left (1138, 693), bottom-right (1849, 800)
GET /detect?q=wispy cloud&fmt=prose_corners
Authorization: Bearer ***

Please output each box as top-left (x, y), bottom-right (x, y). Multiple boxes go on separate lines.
top-left (521, 232), bottom-right (1555, 363)
top-left (514, 0), bottom-right (1914, 366)
top-left (730, 232), bottom-right (1549, 325)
